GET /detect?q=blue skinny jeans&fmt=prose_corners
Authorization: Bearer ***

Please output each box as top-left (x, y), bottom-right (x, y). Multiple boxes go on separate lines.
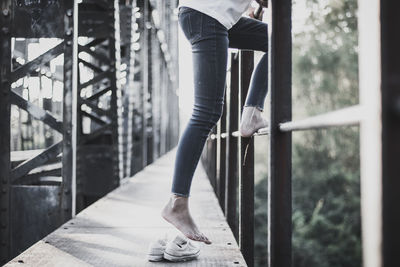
top-left (172, 6), bottom-right (268, 197)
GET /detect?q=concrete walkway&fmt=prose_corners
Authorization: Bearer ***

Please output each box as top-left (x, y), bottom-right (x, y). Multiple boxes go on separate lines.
top-left (5, 149), bottom-right (247, 266)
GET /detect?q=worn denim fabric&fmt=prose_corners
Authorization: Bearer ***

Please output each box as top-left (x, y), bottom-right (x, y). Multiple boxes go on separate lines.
top-left (171, 6), bottom-right (268, 197)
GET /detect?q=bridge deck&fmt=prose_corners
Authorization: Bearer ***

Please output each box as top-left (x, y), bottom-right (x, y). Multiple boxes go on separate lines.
top-left (5, 150), bottom-right (247, 266)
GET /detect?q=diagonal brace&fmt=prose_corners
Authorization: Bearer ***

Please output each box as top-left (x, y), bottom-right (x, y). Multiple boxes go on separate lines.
top-left (10, 91), bottom-right (63, 133)
top-left (11, 141), bottom-right (63, 182)
top-left (11, 42), bottom-right (64, 83)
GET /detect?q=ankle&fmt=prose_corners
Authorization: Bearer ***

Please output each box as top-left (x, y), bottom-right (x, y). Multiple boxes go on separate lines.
top-left (169, 194), bottom-right (189, 211)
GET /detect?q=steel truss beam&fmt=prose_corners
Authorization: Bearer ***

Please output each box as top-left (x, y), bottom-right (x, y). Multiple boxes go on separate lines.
top-left (10, 91), bottom-right (63, 133)
top-left (11, 42), bottom-right (64, 83)
top-left (75, 0), bottom-right (121, 211)
top-left (0, 0), bottom-right (77, 264)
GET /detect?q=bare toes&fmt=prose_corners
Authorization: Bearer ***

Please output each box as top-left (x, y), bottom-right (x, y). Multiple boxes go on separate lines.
top-left (197, 233), bottom-right (211, 244)
top-left (202, 235), bottom-right (212, 244)
top-left (185, 232), bottom-right (197, 241)
top-left (194, 233), bottom-right (203, 241)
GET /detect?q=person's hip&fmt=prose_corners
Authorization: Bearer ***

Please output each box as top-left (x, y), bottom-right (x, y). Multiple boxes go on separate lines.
top-left (178, 6), bottom-right (227, 45)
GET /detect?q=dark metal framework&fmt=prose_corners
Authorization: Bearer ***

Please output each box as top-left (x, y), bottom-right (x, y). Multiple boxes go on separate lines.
top-left (0, 0), bottom-right (77, 262)
top-left (0, 0), bottom-right (178, 264)
top-left (1, 0), bottom-right (397, 265)
top-left (381, 1), bottom-right (400, 266)
top-left (202, 50), bottom-right (257, 267)
top-left (75, 0), bottom-right (121, 211)
top-left (201, 0), bottom-right (398, 266)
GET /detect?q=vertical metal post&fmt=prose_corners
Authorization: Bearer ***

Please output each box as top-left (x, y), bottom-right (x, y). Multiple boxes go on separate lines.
top-left (114, 0), bottom-right (124, 180)
top-left (146, 8), bottom-right (153, 165)
top-left (151, 26), bottom-right (160, 161)
top-left (358, 0), bottom-right (382, 267)
top-left (160, 64), bottom-right (167, 155)
top-left (109, 0), bottom-right (121, 182)
top-left (268, 0), bottom-right (292, 266)
top-left (62, 0), bottom-right (78, 219)
top-left (141, 0), bottom-right (149, 168)
top-left (218, 93), bottom-right (227, 211)
top-left (239, 51), bottom-right (255, 267)
top-left (0, 0), bottom-right (12, 263)
top-left (380, 1), bottom-right (400, 266)
top-left (125, 2), bottom-right (137, 177)
top-left (213, 127), bottom-right (218, 189)
top-left (225, 53), bottom-right (239, 239)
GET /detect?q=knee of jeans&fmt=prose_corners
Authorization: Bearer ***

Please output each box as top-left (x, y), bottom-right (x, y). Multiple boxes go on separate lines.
top-left (191, 103), bottom-right (223, 129)
top-left (209, 103), bottom-right (223, 125)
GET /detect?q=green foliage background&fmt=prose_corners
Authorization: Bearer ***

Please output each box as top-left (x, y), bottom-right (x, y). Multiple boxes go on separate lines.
top-left (254, 0), bottom-right (361, 266)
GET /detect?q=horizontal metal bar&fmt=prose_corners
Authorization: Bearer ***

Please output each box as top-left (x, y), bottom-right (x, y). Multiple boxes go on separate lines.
top-left (232, 127), bottom-right (269, 138)
top-left (16, 176), bottom-right (62, 186)
top-left (279, 105), bottom-right (362, 132)
top-left (11, 42), bottom-right (64, 82)
top-left (11, 141), bottom-right (63, 182)
top-left (232, 131), bottom-right (240, 137)
top-left (212, 127), bottom-right (269, 139)
top-left (10, 91), bottom-right (63, 133)
top-left (13, 163), bottom-right (62, 185)
top-left (254, 127), bottom-right (269, 136)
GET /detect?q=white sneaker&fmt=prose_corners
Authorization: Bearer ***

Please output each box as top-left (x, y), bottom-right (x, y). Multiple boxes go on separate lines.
top-left (239, 106), bottom-right (268, 137)
top-left (147, 236), bottom-right (168, 262)
top-left (163, 235), bottom-right (201, 262)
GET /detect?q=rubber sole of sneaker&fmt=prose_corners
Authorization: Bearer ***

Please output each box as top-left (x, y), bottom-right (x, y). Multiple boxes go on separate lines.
top-left (163, 250), bottom-right (200, 262)
top-left (147, 254), bottom-right (164, 262)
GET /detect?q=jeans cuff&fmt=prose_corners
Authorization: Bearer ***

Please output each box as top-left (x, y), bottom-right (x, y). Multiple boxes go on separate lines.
top-left (171, 191), bottom-right (190, 198)
top-left (244, 104), bottom-right (264, 112)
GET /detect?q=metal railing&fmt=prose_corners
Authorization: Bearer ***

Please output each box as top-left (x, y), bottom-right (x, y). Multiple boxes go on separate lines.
top-left (201, 49), bottom-right (259, 267)
top-left (201, 0), bottom-right (397, 266)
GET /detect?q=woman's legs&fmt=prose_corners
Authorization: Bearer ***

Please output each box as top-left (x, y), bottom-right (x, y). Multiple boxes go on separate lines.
top-left (228, 17), bottom-right (269, 111)
top-left (245, 53), bottom-right (268, 110)
top-left (162, 7), bottom-right (229, 244)
top-left (228, 17), bottom-right (269, 136)
top-left (171, 8), bottom-right (229, 197)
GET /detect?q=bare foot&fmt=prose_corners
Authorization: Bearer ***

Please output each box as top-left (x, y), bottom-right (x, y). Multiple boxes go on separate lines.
top-left (161, 194), bottom-right (212, 244)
